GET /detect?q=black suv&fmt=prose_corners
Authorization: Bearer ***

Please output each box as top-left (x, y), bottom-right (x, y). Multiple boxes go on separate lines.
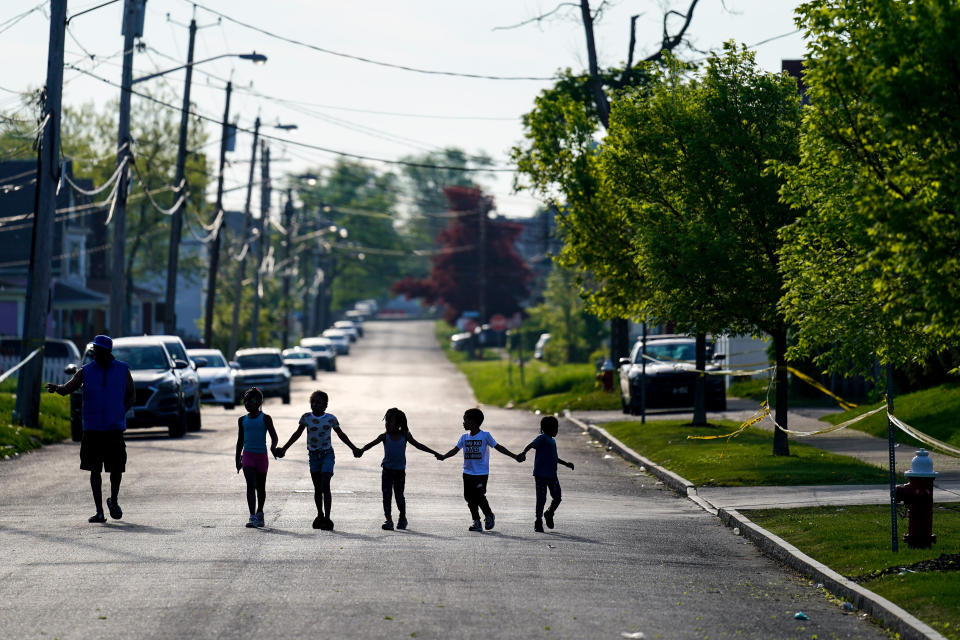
top-left (67, 337), bottom-right (190, 440)
top-left (618, 335), bottom-right (726, 414)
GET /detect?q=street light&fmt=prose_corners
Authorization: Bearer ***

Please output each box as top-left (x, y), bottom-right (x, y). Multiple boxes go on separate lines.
top-left (131, 52), bottom-right (267, 84)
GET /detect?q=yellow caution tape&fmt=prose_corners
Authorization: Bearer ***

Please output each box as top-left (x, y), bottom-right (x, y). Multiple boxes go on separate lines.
top-left (888, 414), bottom-right (960, 458)
top-left (786, 366), bottom-right (859, 411)
top-left (770, 405), bottom-right (886, 436)
top-left (687, 403), bottom-right (771, 441)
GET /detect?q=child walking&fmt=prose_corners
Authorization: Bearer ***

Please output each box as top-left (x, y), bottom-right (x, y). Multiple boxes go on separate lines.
top-left (235, 387), bottom-right (280, 528)
top-left (437, 408), bottom-right (523, 532)
top-left (520, 415), bottom-right (574, 533)
top-left (357, 407), bottom-right (441, 530)
top-left (276, 390), bottom-right (359, 530)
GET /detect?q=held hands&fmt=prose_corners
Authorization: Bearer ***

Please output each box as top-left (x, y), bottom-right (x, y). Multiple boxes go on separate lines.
top-left (353, 447), bottom-right (363, 458)
top-left (274, 446), bottom-right (286, 459)
top-left (270, 445), bottom-right (279, 460)
top-left (434, 452), bottom-right (445, 461)
top-left (516, 452), bottom-right (526, 463)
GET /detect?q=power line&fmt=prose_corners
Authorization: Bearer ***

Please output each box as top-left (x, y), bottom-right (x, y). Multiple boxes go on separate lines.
top-left (185, 0), bottom-right (556, 82)
top-left (66, 65), bottom-right (518, 173)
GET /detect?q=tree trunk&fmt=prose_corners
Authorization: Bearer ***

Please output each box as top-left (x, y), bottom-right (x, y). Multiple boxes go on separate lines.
top-left (692, 332), bottom-right (707, 425)
top-left (772, 328), bottom-right (790, 456)
top-left (609, 318), bottom-right (630, 365)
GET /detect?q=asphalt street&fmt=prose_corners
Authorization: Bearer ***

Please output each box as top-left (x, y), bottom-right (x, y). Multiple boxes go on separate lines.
top-left (0, 320), bottom-right (889, 639)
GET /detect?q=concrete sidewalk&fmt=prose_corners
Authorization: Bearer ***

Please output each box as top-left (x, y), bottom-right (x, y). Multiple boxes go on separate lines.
top-left (572, 399), bottom-right (960, 509)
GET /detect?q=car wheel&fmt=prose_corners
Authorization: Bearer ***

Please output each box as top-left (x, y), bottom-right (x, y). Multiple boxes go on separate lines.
top-left (168, 406), bottom-right (187, 438)
top-left (282, 392), bottom-right (291, 405)
top-left (707, 394), bottom-right (727, 412)
top-left (187, 407), bottom-right (202, 431)
top-left (310, 371), bottom-right (317, 380)
top-left (225, 403), bottom-right (235, 410)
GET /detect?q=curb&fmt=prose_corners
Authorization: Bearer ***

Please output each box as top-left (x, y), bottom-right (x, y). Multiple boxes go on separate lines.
top-left (564, 412), bottom-right (946, 640)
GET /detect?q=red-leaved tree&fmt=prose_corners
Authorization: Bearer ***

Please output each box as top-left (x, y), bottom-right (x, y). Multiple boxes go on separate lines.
top-left (393, 186), bottom-right (531, 324)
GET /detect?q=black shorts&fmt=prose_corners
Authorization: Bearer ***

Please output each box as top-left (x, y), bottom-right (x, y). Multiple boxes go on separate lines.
top-left (80, 430), bottom-right (127, 473)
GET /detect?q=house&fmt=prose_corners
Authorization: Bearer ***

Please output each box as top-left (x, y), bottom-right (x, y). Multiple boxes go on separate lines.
top-left (0, 159), bottom-right (162, 345)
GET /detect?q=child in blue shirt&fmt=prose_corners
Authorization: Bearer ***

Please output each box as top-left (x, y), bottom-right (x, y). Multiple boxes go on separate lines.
top-left (356, 407), bottom-right (441, 531)
top-left (234, 387), bottom-right (280, 528)
top-left (520, 415), bottom-right (574, 533)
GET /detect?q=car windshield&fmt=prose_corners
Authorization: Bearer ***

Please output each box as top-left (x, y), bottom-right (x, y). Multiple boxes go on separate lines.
top-left (285, 352), bottom-right (311, 359)
top-left (197, 353), bottom-right (226, 367)
top-left (113, 345), bottom-right (170, 370)
top-left (643, 342), bottom-right (697, 362)
top-left (236, 354), bottom-right (282, 368)
top-left (161, 340), bottom-right (188, 361)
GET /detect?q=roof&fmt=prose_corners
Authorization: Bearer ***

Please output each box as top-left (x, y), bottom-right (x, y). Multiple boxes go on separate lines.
top-left (53, 280), bottom-right (109, 309)
top-left (234, 347), bottom-right (282, 355)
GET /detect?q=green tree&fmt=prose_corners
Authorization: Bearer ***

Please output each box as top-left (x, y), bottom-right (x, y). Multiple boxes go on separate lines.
top-left (512, 1), bottom-right (702, 363)
top-left (525, 264), bottom-right (607, 365)
top-left (600, 46), bottom-right (802, 446)
top-left (777, 0), bottom-right (960, 374)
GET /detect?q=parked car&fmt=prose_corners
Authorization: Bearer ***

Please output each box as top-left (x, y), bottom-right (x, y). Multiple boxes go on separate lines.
top-left (618, 334), bottom-right (726, 414)
top-left (67, 337), bottom-right (190, 440)
top-left (1, 336), bottom-right (81, 362)
top-left (232, 348), bottom-right (291, 404)
top-left (533, 333), bottom-right (551, 360)
top-left (152, 335), bottom-right (202, 431)
top-left (299, 337), bottom-right (337, 371)
top-left (333, 320), bottom-right (359, 342)
top-left (450, 332), bottom-right (473, 351)
top-left (473, 324), bottom-right (506, 347)
top-left (282, 347), bottom-right (317, 379)
top-left (321, 329), bottom-right (351, 355)
top-left (345, 310), bottom-right (365, 336)
top-left (187, 348), bottom-right (235, 410)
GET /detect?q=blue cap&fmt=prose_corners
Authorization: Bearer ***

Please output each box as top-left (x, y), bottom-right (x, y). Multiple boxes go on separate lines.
top-left (92, 334), bottom-right (113, 351)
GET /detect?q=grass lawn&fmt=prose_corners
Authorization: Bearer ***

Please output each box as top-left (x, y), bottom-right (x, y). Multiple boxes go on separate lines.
top-left (603, 419), bottom-right (891, 487)
top-left (821, 383), bottom-right (960, 449)
top-left (745, 504), bottom-right (960, 639)
top-left (0, 378), bottom-right (72, 457)
top-left (436, 321), bottom-right (620, 412)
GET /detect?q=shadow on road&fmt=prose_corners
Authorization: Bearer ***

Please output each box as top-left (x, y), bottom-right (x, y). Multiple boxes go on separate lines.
top-left (101, 521), bottom-right (181, 535)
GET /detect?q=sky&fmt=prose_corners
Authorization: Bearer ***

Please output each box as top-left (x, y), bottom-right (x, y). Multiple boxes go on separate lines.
top-left (0, 0), bottom-right (807, 218)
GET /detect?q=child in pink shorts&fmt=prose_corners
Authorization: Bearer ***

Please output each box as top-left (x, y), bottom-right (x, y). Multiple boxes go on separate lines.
top-left (235, 387), bottom-right (279, 528)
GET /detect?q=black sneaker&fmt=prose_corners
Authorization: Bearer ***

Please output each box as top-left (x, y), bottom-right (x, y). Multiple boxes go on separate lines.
top-left (88, 512), bottom-right (106, 524)
top-left (484, 513), bottom-right (495, 530)
top-left (312, 515), bottom-right (324, 529)
top-left (544, 510), bottom-right (555, 529)
top-left (320, 517), bottom-right (334, 531)
top-left (382, 519), bottom-right (394, 530)
top-left (468, 519), bottom-right (483, 532)
top-left (106, 497), bottom-right (122, 520)
top-left (397, 516), bottom-right (408, 530)
top-left (534, 519), bottom-right (544, 533)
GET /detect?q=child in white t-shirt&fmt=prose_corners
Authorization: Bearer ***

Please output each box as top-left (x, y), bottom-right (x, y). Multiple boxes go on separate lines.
top-left (437, 408), bottom-right (523, 532)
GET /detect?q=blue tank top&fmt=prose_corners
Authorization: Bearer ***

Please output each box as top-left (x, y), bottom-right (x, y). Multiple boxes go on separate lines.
top-left (242, 413), bottom-right (268, 453)
top-left (81, 359), bottom-right (129, 431)
top-left (382, 433), bottom-right (407, 470)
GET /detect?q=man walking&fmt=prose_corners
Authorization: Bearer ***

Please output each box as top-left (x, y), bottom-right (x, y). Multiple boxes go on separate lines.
top-left (47, 335), bottom-right (135, 523)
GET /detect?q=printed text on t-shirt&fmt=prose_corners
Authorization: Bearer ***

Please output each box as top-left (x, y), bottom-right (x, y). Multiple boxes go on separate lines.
top-left (463, 439), bottom-right (484, 459)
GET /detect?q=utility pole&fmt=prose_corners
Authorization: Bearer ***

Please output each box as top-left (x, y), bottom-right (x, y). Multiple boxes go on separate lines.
top-left (250, 141), bottom-right (269, 346)
top-left (227, 116), bottom-right (260, 359)
top-left (477, 199), bottom-right (487, 322)
top-left (109, 0), bottom-right (142, 336)
top-left (163, 16), bottom-right (197, 335)
top-left (15, 0), bottom-right (66, 429)
top-left (280, 191), bottom-right (294, 349)
top-left (202, 80), bottom-right (231, 347)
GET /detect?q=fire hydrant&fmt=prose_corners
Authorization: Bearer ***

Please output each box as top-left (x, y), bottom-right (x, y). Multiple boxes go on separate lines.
top-left (597, 359), bottom-right (615, 393)
top-left (895, 449), bottom-right (937, 549)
